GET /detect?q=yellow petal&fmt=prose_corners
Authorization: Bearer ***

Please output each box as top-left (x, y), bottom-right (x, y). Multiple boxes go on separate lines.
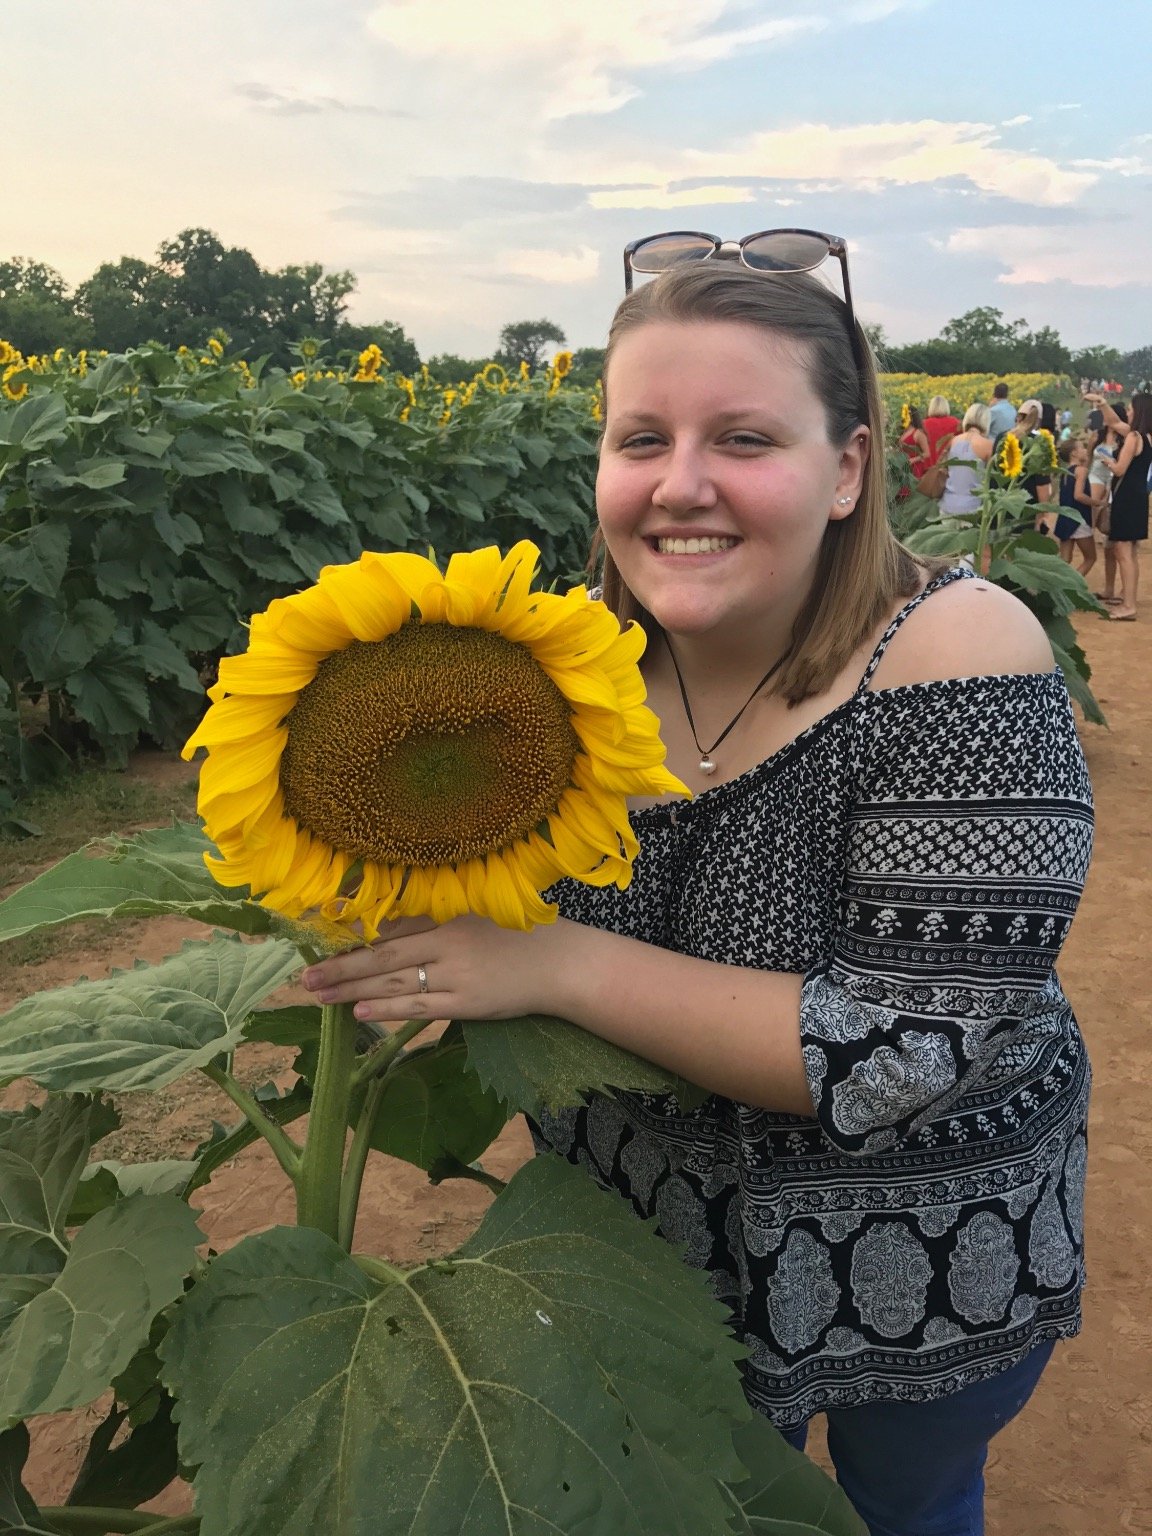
top-left (182, 694), bottom-right (297, 756)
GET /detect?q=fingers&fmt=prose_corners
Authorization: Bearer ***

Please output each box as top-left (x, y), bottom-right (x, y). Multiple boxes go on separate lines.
top-left (303, 931), bottom-right (433, 997)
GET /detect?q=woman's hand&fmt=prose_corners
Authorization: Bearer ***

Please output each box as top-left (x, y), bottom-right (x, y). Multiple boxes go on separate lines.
top-left (301, 913), bottom-right (578, 1024)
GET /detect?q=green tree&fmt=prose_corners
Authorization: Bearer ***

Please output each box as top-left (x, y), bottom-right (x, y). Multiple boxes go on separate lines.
top-left (0, 257), bottom-right (89, 353)
top-left (425, 352), bottom-right (488, 383)
top-left (497, 318), bottom-right (566, 373)
top-left (73, 256), bottom-right (168, 352)
top-left (338, 320), bottom-right (421, 376)
top-left (568, 346), bottom-right (605, 390)
top-left (1120, 345), bottom-right (1152, 390)
top-left (153, 227), bottom-right (271, 352)
top-left (1071, 344), bottom-right (1124, 382)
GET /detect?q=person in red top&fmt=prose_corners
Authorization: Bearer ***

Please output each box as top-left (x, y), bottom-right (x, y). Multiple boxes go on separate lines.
top-left (899, 405), bottom-right (930, 478)
top-left (923, 394), bottom-right (960, 466)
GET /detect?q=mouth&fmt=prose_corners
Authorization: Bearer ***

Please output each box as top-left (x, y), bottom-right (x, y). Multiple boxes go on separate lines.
top-left (647, 535), bottom-right (742, 556)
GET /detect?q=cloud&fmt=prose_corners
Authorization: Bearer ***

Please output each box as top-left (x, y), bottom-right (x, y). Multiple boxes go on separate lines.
top-left (553, 119), bottom-right (1097, 208)
top-left (588, 184), bottom-right (754, 211)
top-left (946, 224), bottom-right (1151, 289)
top-left (235, 82), bottom-right (408, 118)
top-left (363, 0), bottom-right (904, 119)
top-left (497, 246), bottom-right (601, 284)
top-left (1001, 114), bottom-right (1032, 127)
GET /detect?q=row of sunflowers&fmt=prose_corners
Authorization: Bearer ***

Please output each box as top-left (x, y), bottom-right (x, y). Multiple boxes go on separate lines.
top-left (879, 371), bottom-right (1075, 435)
top-left (0, 337), bottom-right (601, 812)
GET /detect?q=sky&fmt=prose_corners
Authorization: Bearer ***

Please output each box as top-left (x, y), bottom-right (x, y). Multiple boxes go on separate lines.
top-left (4, 0), bottom-right (1151, 361)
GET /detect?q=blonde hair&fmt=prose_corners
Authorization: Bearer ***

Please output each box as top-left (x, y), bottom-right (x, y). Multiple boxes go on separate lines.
top-left (927, 395), bottom-right (951, 417)
top-left (962, 402), bottom-right (991, 433)
top-left (1015, 403), bottom-right (1040, 433)
top-left (592, 262), bottom-right (927, 706)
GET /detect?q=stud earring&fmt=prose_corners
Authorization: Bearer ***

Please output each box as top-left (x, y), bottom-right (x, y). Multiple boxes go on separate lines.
top-left (836, 496), bottom-right (853, 505)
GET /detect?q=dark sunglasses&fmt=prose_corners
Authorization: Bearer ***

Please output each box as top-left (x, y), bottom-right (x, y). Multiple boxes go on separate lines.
top-left (622, 227), bottom-right (864, 372)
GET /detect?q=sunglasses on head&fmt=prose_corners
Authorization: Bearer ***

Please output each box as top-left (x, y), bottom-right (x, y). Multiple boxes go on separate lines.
top-left (622, 226), bottom-right (865, 372)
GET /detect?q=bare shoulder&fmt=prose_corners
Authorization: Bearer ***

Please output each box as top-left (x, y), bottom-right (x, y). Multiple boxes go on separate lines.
top-left (870, 575), bottom-right (1055, 691)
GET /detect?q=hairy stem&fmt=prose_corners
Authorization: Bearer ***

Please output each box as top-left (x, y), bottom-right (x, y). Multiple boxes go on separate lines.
top-left (295, 1000), bottom-right (357, 1239)
top-left (338, 1073), bottom-right (387, 1250)
top-left (350, 1015), bottom-right (435, 1088)
top-left (200, 1062), bottom-right (302, 1183)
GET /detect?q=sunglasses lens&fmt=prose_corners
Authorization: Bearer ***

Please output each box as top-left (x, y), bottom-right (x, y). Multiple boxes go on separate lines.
top-left (741, 231), bottom-right (831, 272)
top-left (629, 233), bottom-right (717, 273)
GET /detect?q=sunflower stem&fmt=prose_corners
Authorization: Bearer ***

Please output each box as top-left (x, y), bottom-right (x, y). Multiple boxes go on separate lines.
top-left (200, 1062), bottom-right (302, 1183)
top-left (338, 1072), bottom-right (387, 1250)
top-left (350, 1016), bottom-right (436, 1088)
top-left (296, 1000), bottom-right (358, 1240)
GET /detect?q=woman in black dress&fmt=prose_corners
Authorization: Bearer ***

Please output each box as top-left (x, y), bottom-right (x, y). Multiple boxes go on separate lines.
top-left (1089, 391), bottom-right (1151, 620)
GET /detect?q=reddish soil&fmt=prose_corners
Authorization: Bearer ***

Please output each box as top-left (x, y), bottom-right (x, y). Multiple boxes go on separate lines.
top-left (2, 614), bottom-right (1148, 1532)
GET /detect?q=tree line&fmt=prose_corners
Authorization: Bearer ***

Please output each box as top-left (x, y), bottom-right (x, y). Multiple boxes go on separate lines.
top-left (2, 231), bottom-right (1148, 387)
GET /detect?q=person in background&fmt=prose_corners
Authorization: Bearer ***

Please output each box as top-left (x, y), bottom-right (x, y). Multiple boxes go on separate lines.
top-left (1087, 391), bottom-right (1151, 620)
top-left (1052, 439), bottom-right (1096, 576)
top-left (923, 394), bottom-right (960, 468)
top-left (1085, 410), bottom-right (1121, 602)
top-left (939, 403), bottom-right (994, 518)
top-left (1014, 402), bottom-right (1055, 536)
top-left (987, 381), bottom-right (1016, 438)
top-left (898, 404), bottom-right (929, 478)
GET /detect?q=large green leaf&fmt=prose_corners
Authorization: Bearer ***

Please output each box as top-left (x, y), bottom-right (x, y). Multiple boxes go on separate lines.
top-left (0, 936), bottom-right (302, 1093)
top-left (458, 1014), bottom-right (706, 1118)
top-left (723, 1414), bottom-right (865, 1535)
top-left (69, 1159), bottom-right (200, 1223)
top-left (67, 1391), bottom-right (181, 1512)
top-left (0, 392), bottom-right (68, 450)
top-left (66, 648), bottom-right (152, 738)
top-left (20, 597), bottom-right (117, 683)
top-left (364, 1035), bottom-right (510, 1177)
top-left (0, 1096), bottom-right (117, 1328)
top-left (161, 1154), bottom-right (747, 1536)
top-left (0, 1424), bottom-right (60, 1534)
top-left (0, 522), bottom-right (70, 599)
top-left (0, 1193), bottom-right (201, 1419)
top-left (165, 577), bottom-right (236, 649)
top-left (0, 821), bottom-right (271, 944)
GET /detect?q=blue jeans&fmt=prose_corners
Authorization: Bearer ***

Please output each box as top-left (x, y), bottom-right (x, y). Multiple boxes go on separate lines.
top-left (783, 1340), bottom-right (1055, 1536)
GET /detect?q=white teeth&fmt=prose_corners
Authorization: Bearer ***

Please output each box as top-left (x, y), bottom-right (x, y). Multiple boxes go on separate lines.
top-left (654, 535), bottom-right (739, 555)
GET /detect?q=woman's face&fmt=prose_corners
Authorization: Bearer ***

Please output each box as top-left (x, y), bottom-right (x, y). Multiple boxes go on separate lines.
top-left (596, 320), bottom-right (867, 643)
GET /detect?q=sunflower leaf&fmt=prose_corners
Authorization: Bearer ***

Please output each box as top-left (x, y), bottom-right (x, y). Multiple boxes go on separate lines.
top-left (0, 936), bottom-right (302, 1094)
top-left (0, 821), bottom-right (273, 945)
top-left (0, 1194), bottom-right (202, 1420)
top-left (722, 1413), bottom-right (867, 1535)
top-left (457, 1014), bottom-right (707, 1117)
top-left (363, 1036), bottom-right (510, 1175)
top-left (160, 1154), bottom-right (747, 1536)
top-left (0, 1423), bottom-right (60, 1535)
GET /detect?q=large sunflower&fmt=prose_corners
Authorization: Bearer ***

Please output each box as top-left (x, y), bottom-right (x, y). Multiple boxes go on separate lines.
top-left (183, 541), bottom-right (686, 933)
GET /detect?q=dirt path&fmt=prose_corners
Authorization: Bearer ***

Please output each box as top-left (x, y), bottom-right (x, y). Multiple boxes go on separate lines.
top-left (3, 613), bottom-right (1148, 1530)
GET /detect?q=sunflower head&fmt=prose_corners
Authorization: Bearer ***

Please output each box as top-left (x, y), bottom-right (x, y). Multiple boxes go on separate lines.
top-left (900, 402), bottom-right (911, 430)
top-left (997, 431), bottom-right (1024, 479)
top-left (552, 350), bottom-right (573, 379)
top-left (1035, 427), bottom-right (1059, 473)
top-left (184, 542), bottom-right (687, 935)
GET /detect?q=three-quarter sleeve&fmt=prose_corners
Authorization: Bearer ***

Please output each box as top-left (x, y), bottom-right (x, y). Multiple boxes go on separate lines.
top-left (800, 671), bottom-right (1094, 1157)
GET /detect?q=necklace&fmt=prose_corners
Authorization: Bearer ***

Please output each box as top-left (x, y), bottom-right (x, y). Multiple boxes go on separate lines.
top-left (664, 636), bottom-right (791, 776)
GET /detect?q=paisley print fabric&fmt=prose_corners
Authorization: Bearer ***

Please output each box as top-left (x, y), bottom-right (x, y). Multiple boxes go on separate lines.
top-left (533, 567), bottom-right (1092, 1429)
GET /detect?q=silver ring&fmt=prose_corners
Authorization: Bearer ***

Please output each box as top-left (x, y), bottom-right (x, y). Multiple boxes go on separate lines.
top-left (417, 963), bottom-right (429, 995)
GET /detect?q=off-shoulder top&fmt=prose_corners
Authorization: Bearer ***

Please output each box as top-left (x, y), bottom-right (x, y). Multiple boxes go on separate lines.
top-left (534, 567), bottom-right (1093, 1429)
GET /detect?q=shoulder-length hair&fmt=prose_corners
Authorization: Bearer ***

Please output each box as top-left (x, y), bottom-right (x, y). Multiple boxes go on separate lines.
top-left (590, 261), bottom-right (927, 707)
top-left (963, 402), bottom-right (991, 433)
top-left (1128, 392), bottom-right (1152, 436)
top-left (926, 395), bottom-right (951, 417)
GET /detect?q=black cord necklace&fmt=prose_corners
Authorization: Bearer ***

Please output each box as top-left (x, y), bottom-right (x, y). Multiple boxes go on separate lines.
top-left (664, 635), bottom-right (792, 776)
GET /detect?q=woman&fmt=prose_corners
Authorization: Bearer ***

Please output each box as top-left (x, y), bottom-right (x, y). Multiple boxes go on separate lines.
top-left (1089, 391), bottom-right (1152, 619)
top-left (1053, 439), bottom-right (1097, 576)
top-left (1013, 402), bottom-right (1055, 536)
top-left (939, 402), bottom-right (994, 517)
top-left (923, 393), bottom-right (960, 468)
top-left (303, 259), bottom-right (1092, 1536)
top-left (899, 404), bottom-right (930, 477)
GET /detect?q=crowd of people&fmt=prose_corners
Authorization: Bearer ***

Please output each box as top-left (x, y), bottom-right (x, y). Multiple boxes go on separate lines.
top-left (899, 382), bottom-right (1152, 621)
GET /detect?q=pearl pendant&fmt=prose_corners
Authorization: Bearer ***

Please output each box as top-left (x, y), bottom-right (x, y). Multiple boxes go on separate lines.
top-left (699, 755), bottom-right (717, 776)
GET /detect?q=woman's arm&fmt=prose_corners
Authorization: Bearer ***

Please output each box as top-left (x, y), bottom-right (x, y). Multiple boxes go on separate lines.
top-left (1112, 429), bottom-right (1142, 479)
top-left (304, 581), bottom-right (1060, 1128)
top-left (1088, 395), bottom-right (1131, 436)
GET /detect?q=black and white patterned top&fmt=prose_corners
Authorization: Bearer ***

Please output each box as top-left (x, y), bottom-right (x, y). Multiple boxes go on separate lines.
top-left (536, 566), bottom-right (1093, 1430)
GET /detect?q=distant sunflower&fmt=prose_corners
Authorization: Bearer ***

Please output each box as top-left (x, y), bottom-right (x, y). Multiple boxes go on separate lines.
top-left (900, 402), bottom-right (911, 431)
top-left (184, 542), bottom-right (686, 934)
top-left (998, 431), bottom-right (1024, 479)
top-left (552, 350), bottom-right (573, 379)
top-left (1035, 427), bottom-right (1059, 473)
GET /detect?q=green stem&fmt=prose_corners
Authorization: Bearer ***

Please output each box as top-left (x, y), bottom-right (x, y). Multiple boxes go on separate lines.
top-left (436, 1162), bottom-right (507, 1196)
top-left (350, 1015), bottom-right (435, 1088)
top-left (40, 1509), bottom-right (196, 1535)
top-left (295, 1001), bottom-right (358, 1239)
top-left (200, 1062), bottom-right (302, 1183)
top-left (354, 1252), bottom-right (407, 1285)
top-left (338, 1073), bottom-right (387, 1250)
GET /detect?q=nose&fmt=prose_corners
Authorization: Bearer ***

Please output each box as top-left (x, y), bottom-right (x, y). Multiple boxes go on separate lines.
top-left (652, 442), bottom-right (718, 513)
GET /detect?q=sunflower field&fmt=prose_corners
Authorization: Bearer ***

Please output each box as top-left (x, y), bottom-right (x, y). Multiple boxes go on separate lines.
top-left (0, 341), bottom-right (600, 818)
top-left (879, 372), bottom-right (1075, 432)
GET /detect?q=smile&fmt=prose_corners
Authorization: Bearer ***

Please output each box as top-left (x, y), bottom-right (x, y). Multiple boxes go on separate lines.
top-left (651, 536), bottom-right (741, 555)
